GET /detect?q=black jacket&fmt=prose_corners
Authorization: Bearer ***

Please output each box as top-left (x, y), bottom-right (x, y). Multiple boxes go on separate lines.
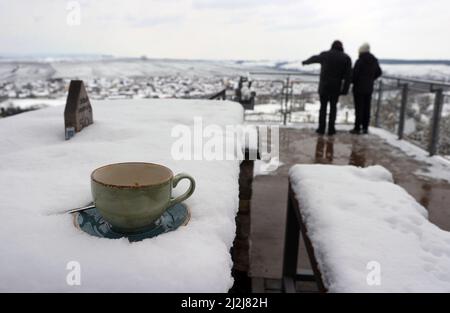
top-left (352, 52), bottom-right (382, 94)
top-left (303, 48), bottom-right (352, 96)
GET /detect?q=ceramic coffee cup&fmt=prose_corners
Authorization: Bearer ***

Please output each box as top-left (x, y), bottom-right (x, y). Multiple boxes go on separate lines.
top-left (91, 162), bottom-right (195, 233)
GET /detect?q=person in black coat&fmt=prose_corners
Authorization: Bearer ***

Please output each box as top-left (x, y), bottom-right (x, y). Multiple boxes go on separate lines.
top-left (350, 43), bottom-right (382, 134)
top-left (302, 40), bottom-right (352, 136)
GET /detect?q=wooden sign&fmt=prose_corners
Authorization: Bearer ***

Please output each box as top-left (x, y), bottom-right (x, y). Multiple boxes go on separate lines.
top-left (64, 80), bottom-right (93, 140)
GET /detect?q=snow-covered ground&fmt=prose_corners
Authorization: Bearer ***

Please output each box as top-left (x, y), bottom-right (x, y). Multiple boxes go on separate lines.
top-left (371, 127), bottom-right (450, 183)
top-left (0, 99), bottom-right (244, 292)
top-left (289, 164), bottom-right (450, 292)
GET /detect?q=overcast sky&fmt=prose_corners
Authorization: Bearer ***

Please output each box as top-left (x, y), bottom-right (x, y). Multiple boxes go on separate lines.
top-left (1, 0), bottom-right (449, 61)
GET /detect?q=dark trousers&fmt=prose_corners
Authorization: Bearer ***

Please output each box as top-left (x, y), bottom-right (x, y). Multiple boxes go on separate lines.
top-left (353, 92), bottom-right (372, 131)
top-left (318, 93), bottom-right (339, 132)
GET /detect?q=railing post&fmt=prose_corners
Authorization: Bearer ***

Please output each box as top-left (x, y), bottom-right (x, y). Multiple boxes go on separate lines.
top-left (398, 83), bottom-right (408, 140)
top-left (375, 80), bottom-right (383, 127)
top-left (288, 81), bottom-right (294, 123)
top-left (279, 81), bottom-right (285, 124)
top-left (428, 89), bottom-right (444, 156)
top-left (283, 76), bottom-right (290, 126)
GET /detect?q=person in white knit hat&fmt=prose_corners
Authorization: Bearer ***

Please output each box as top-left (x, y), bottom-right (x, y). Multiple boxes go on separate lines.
top-left (359, 42), bottom-right (371, 54)
top-left (350, 43), bottom-right (382, 134)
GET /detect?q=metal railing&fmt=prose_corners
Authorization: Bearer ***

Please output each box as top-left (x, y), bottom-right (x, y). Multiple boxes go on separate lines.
top-left (374, 76), bottom-right (450, 156)
top-left (247, 71), bottom-right (450, 157)
top-left (208, 89), bottom-right (227, 100)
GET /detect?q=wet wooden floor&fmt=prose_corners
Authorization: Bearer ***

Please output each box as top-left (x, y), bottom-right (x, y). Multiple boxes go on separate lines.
top-left (249, 127), bottom-right (450, 292)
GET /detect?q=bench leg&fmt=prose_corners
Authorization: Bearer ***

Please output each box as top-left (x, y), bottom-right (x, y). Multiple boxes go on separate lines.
top-left (283, 183), bottom-right (327, 293)
top-left (299, 215), bottom-right (327, 292)
top-left (282, 186), bottom-right (300, 293)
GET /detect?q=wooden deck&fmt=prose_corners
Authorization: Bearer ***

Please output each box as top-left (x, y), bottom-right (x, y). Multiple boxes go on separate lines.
top-left (247, 127), bottom-right (450, 292)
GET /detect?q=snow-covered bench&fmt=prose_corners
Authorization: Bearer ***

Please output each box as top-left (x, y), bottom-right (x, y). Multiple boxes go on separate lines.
top-left (284, 164), bottom-right (450, 293)
top-left (0, 99), bottom-right (246, 292)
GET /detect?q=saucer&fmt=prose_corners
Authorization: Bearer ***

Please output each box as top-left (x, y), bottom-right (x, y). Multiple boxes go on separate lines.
top-left (72, 203), bottom-right (190, 242)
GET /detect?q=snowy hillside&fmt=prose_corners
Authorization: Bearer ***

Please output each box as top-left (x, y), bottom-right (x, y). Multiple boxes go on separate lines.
top-left (380, 64), bottom-right (450, 81)
top-left (0, 58), bottom-right (271, 82)
top-left (278, 60), bottom-right (450, 81)
top-left (2, 57), bottom-right (450, 83)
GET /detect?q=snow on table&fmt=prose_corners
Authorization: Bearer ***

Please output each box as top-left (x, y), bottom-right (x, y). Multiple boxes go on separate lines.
top-left (0, 99), bottom-right (244, 292)
top-left (289, 164), bottom-right (450, 292)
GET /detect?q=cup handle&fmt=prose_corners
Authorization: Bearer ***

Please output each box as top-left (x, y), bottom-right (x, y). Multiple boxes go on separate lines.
top-left (169, 173), bottom-right (196, 207)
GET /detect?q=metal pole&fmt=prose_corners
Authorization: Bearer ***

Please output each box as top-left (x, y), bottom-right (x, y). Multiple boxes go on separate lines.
top-left (283, 76), bottom-right (290, 126)
top-left (279, 82), bottom-right (285, 124)
top-left (398, 83), bottom-right (408, 140)
top-left (375, 80), bottom-right (383, 127)
top-left (428, 89), bottom-right (444, 156)
top-left (289, 81), bottom-right (294, 123)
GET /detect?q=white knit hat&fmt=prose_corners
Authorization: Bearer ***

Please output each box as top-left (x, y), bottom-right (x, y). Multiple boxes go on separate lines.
top-left (359, 42), bottom-right (370, 54)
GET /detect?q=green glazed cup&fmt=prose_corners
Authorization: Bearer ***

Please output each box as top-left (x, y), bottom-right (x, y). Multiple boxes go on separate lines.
top-left (91, 162), bottom-right (195, 233)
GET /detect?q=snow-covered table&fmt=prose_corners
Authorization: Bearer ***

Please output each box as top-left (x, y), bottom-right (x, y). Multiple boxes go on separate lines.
top-left (285, 165), bottom-right (450, 293)
top-left (0, 99), bottom-right (245, 292)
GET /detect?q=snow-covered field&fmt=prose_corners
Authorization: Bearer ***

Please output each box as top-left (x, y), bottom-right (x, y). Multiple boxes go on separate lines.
top-left (1, 56), bottom-right (450, 82)
top-left (0, 57), bottom-right (266, 82)
top-left (277, 61), bottom-right (450, 81)
top-left (290, 164), bottom-right (450, 292)
top-left (241, 59), bottom-right (450, 81)
top-left (0, 99), bottom-right (244, 292)
top-left (381, 64), bottom-right (450, 81)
